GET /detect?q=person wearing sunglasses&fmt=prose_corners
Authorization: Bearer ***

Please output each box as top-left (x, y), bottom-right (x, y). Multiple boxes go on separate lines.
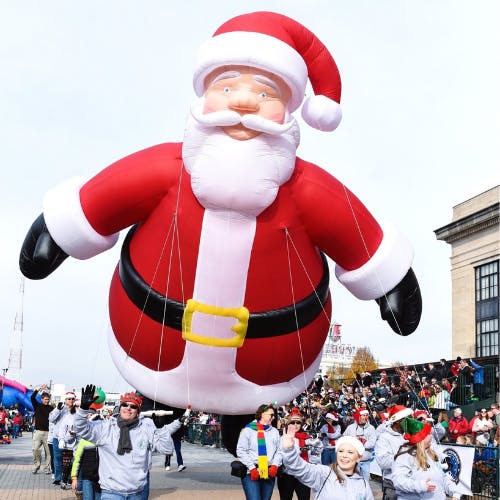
top-left (277, 408), bottom-right (321, 500)
top-left (236, 403), bottom-right (282, 500)
top-left (74, 385), bottom-right (190, 500)
top-left (49, 391), bottom-right (77, 486)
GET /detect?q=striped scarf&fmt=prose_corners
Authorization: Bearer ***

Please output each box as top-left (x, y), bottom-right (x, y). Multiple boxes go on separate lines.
top-left (246, 421), bottom-right (269, 479)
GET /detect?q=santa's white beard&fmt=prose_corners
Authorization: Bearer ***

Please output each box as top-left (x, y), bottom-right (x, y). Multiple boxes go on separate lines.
top-left (182, 100), bottom-right (299, 216)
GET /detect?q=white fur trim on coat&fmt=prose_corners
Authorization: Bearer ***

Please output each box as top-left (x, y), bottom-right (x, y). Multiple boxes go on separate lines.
top-left (335, 223), bottom-right (413, 300)
top-left (43, 177), bottom-right (119, 259)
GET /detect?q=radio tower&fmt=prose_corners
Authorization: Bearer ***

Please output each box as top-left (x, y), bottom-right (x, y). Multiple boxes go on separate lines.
top-left (7, 276), bottom-right (25, 382)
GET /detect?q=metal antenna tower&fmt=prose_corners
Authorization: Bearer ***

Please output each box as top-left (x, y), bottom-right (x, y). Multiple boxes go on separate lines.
top-left (8, 276), bottom-right (25, 382)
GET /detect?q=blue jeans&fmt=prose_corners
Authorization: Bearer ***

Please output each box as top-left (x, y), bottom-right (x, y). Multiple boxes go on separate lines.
top-left (358, 460), bottom-right (371, 481)
top-left (100, 492), bottom-right (143, 500)
top-left (52, 438), bottom-right (62, 481)
top-left (173, 439), bottom-right (183, 466)
top-left (82, 479), bottom-right (101, 500)
top-left (241, 475), bottom-right (276, 500)
top-left (140, 472), bottom-right (149, 500)
top-left (48, 443), bottom-right (55, 473)
top-left (321, 447), bottom-right (336, 465)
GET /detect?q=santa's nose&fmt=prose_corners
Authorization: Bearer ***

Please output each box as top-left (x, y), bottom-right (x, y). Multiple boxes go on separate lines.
top-left (228, 91), bottom-right (260, 113)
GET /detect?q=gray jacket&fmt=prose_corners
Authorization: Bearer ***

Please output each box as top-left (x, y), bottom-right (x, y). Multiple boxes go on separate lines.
top-left (392, 448), bottom-right (461, 499)
top-left (319, 422), bottom-right (341, 449)
top-left (281, 444), bottom-right (374, 499)
top-left (74, 408), bottom-right (179, 494)
top-left (236, 422), bottom-right (282, 472)
top-left (49, 406), bottom-right (69, 438)
top-left (374, 423), bottom-right (407, 481)
top-left (343, 421), bottom-right (377, 462)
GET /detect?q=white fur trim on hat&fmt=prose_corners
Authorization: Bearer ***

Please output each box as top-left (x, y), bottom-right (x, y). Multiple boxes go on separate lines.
top-left (43, 177), bottom-right (119, 259)
top-left (389, 407), bottom-right (413, 422)
top-left (193, 31), bottom-right (307, 112)
top-left (325, 413), bottom-right (338, 421)
top-left (335, 436), bottom-right (365, 456)
top-left (301, 95), bottom-right (342, 132)
top-left (335, 222), bottom-right (414, 300)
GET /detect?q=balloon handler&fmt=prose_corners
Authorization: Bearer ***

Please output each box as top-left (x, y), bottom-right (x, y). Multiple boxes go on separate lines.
top-left (20, 11), bottom-right (422, 454)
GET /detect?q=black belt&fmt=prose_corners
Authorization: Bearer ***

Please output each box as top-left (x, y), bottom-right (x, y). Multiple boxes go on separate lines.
top-left (118, 225), bottom-right (330, 339)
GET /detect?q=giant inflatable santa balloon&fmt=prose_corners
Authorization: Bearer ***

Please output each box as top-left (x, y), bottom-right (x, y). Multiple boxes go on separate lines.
top-left (20, 11), bottom-right (421, 428)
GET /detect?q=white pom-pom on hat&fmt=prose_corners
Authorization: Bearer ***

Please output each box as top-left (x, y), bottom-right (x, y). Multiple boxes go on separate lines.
top-left (302, 95), bottom-right (343, 131)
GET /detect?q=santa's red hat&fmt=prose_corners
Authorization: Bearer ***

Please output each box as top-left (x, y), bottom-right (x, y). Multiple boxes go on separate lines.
top-left (193, 11), bottom-right (342, 131)
top-left (387, 405), bottom-right (413, 423)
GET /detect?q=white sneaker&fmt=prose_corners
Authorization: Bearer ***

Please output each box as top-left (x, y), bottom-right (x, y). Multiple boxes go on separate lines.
top-left (178, 465), bottom-right (186, 471)
top-left (165, 466), bottom-right (170, 471)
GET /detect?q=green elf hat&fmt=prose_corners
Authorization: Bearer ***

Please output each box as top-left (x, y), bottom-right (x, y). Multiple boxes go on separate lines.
top-left (402, 417), bottom-right (432, 444)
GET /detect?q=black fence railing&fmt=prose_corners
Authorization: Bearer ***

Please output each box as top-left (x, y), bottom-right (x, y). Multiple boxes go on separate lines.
top-left (186, 423), bottom-right (222, 448)
top-left (449, 366), bottom-right (498, 409)
top-left (451, 443), bottom-right (499, 499)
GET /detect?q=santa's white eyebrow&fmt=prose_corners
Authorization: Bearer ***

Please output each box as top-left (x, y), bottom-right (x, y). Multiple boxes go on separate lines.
top-left (253, 75), bottom-right (281, 94)
top-left (210, 71), bottom-right (241, 85)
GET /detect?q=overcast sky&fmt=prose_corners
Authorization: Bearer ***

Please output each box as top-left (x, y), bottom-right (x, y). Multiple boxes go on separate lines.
top-left (1, 1), bottom-right (499, 394)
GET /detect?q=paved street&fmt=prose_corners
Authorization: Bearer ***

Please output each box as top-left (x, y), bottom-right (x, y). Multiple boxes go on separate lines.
top-left (0, 433), bottom-right (382, 499)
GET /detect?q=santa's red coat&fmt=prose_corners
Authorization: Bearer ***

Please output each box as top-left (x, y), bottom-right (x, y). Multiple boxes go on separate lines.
top-left (44, 142), bottom-right (412, 411)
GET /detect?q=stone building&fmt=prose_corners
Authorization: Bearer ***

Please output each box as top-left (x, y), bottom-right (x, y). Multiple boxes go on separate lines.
top-left (435, 186), bottom-right (499, 358)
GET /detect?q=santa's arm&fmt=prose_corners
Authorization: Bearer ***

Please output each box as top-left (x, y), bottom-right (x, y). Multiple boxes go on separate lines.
top-left (292, 160), bottom-right (421, 335)
top-left (20, 143), bottom-right (183, 279)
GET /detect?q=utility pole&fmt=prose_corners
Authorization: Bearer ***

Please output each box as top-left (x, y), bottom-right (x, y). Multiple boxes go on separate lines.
top-left (8, 276), bottom-right (25, 382)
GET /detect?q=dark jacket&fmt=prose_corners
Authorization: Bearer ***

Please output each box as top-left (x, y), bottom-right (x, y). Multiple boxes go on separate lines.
top-left (31, 390), bottom-right (53, 431)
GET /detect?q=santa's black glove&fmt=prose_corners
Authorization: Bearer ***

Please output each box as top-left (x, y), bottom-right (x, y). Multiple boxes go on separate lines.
top-left (80, 384), bottom-right (98, 410)
top-left (57, 402), bottom-right (64, 410)
top-left (19, 213), bottom-right (69, 280)
top-left (375, 268), bottom-right (422, 336)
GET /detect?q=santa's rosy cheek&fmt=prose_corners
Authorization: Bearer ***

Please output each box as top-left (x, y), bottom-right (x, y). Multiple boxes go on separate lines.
top-left (203, 103), bottom-right (217, 113)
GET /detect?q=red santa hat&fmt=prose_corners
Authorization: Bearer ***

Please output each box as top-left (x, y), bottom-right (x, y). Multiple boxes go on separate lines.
top-left (65, 391), bottom-right (76, 400)
top-left (325, 412), bottom-right (339, 422)
top-left (414, 410), bottom-right (434, 422)
top-left (387, 405), bottom-right (413, 423)
top-left (193, 11), bottom-right (342, 131)
top-left (353, 408), bottom-right (370, 423)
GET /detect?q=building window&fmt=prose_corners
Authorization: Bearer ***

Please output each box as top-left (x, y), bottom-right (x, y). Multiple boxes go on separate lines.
top-left (475, 260), bottom-right (499, 356)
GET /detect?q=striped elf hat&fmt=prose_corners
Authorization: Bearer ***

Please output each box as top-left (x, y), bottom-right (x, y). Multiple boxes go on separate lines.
top-left (402, 417), bottom-right (432, 444)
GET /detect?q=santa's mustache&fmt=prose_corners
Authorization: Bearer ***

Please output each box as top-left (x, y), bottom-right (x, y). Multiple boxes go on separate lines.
top-left (190, 99), bottom-right (296, 136)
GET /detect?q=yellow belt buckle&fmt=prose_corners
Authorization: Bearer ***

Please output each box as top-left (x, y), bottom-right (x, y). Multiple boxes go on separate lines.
top-left (182, 298), bottom-right (249, 348)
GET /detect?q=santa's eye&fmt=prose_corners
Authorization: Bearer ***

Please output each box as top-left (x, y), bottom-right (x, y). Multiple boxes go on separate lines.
top-left (258, 92), bottom-right (267, 98)
top-left (223, 87), bottom-right (231, 94)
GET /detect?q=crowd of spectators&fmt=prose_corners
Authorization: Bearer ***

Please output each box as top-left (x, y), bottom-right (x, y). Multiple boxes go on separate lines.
top-left (0, 404), bottom-right (32, 441)
top-left (0, 355), bottom-right (497, 498)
